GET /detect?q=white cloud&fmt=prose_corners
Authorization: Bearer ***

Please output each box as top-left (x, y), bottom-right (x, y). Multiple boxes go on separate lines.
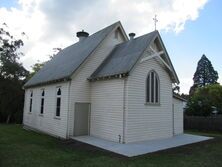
top-left (0, 0), bottom-right (208, 93)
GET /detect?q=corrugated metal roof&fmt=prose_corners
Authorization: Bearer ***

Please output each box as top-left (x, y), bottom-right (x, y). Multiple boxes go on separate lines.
top-left (24, 22), bottom-right (119, 88)
top-left (89, 31), bottom-right (158, 79)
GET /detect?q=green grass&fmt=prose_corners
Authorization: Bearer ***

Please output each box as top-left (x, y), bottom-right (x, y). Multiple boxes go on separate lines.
top-left (1, 125), bottom-right (222, 167)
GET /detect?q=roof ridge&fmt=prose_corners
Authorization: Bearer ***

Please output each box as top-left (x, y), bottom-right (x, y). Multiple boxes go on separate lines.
top-left (88, 21), bottom-right (120, 37)
top-left (110, 30), bottom-right (158, 48)
top-left (89, 30), bottom-right (159, 80)
top-left (56, 21), bottom-right (121, 53)
top-left (134, 30), bottom-right (158, 40)
top-left (24, 21), bottom-right (121, 88)
top-left (67, 21), bottom-right (121, 78)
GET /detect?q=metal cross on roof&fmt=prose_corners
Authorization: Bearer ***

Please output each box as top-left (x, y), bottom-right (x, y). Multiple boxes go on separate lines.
top-left (153, 14), bottom-right (158, 30)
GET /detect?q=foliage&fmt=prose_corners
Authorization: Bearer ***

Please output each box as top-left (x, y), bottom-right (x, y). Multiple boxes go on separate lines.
top-left (190, 54), bottom-right (218, 95)
top-left (28, 60), bottom-right (45, 79)
top-left (0, 24), bottom-right (29, 123)
top-left (28, 47), bottom-right (61, 79)
top-left (185, 84), bottom-right (222, 116)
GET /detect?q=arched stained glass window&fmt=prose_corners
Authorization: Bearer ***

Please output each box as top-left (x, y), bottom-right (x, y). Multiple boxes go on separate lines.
top-left (146, 70), bottom-right (159, 104)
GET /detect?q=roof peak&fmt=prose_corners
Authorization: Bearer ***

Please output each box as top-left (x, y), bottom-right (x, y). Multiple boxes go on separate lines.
top-left (25, 21), bottom-right (121, 88)
top-left (87, 21), bottom-right (120, 37)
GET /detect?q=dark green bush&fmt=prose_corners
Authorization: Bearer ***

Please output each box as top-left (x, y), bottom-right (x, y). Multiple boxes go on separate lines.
top-left (185, 84), bottom-right (222, 116)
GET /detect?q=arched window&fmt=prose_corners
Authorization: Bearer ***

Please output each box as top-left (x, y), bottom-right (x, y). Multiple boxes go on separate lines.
top-left (56, 88), bottom-right (61, 117)
top-left (29, 91), bottom-right (33, 112)
top-left (146, 70), bottom-right (159, 104)
top-left (40, 89), bottom-right (45, 114)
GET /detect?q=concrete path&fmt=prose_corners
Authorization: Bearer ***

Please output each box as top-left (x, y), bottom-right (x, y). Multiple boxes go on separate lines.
top-left (71, 134), bottom-right (212, 157)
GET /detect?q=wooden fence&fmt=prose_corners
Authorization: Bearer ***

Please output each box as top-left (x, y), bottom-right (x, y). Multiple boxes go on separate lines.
top-left (184, 116), bottom-right (222, 131)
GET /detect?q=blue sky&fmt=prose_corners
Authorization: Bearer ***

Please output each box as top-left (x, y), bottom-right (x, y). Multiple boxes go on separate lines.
top-left (161, 0), bottom-right (222, 93)
top-left (0, 0), bottom-right (219, 94)
top-left (0, 0), bottom-right (18, 8)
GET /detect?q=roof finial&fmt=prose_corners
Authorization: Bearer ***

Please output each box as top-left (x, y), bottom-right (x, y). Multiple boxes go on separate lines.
top-left (153, 14), bottom-right (158, 31)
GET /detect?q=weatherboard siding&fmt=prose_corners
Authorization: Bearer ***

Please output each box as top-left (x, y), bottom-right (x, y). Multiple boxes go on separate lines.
top-left (125, 55), bottom-right (173, 143)
top-left (173, 98), bottom-right (184, 135)
top-left (91, 79), bottom-right (124, 142)
top-left (68, 28), bottom-right (125, 136)
top-left (23, 82), bottom-right (69, 138)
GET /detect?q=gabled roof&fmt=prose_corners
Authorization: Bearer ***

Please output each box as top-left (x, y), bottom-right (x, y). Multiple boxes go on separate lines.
top-left (156, 33), bottom-right (179, 84)
top-left (89, 31), bottom-right (158, 80)
top-left (89, 30), bottom-right (179, 84)
top-left (24, 21), bottom-right (121, 88)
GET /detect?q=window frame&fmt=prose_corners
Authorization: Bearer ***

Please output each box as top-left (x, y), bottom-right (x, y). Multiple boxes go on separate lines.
top-left (29, 90), bottom-right (33, 113)
top-left (40, 89), bottom-right (45, 115)
top-left (55, 87), bottom-right (62, 118)
top-left (145, 70), bottom-right (160, 105)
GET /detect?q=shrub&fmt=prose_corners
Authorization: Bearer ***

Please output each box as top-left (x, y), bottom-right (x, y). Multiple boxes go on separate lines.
top-left (185, 84), bottom-right (222, 116)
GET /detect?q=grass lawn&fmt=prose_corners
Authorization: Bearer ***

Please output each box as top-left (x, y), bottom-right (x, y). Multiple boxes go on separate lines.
top-left (1, 125), bottom-right (222, 167)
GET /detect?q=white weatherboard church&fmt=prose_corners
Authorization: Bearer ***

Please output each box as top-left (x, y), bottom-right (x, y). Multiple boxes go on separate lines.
top-left (23, 21), bottom-right (184, 143)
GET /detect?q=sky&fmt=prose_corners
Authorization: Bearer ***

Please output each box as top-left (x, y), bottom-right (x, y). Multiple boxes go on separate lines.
top-left (0, 0), bottom-right (221, 94)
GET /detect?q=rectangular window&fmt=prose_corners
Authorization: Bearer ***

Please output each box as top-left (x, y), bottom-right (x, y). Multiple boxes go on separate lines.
top-left (40, 89), bottom-right (45, 114)
top-left (29, 98), bottom-right (32, 112)
top-left (55, 87), bottom-right (61, 117)
top-left (29, 91), bottom-right (33, 112)
top-left (56, 97), bottom-right (61, 117)
top-left (40, 98), bottom-right (44, 114)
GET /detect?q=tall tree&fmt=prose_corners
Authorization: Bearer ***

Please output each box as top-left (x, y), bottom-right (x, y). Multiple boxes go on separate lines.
top-left (0, 23), bottom-right (29, 123)
top-left (190, 54), bottom-right (218, 95)
top-left (193, 54), bottom-right (218, 86)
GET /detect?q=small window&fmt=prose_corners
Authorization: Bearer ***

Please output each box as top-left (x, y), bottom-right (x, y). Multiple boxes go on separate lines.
top-left (40, 90), bottom-right (45, 114)
top-left (29, 91), bottom-right (33, 112)
top-left (56, 88), bottom-right (61, 117)
top-left (146, 70), bottom-right (159, 104)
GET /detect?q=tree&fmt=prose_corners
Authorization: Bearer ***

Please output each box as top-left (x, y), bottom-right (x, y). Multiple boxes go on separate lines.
top-left (0, 23), bottom-right (29, 123)
top-left (185, 84), bottom-right (222, 116)
top-left (28, 47), bottom-right (62, 79)
top-left (195, 54), bottom-right (218, 84)
top-left (28, 60), bottom-right (45, 79)
top-left (189, 54), bottom-right (218, 95)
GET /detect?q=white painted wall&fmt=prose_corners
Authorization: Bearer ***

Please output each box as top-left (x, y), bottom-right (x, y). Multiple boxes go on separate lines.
top-left (23, 27), bottom-right (182, 144)
top-left (23, 81), bottom-right (70, 138)
top-left (125, 51), bottom-right (173, 143)
top-left (173, 98), bottom-right (184, 135)
top-left (90, 79), bottom-right (124, 142)
top-left (68, 26), bottom-right (126, 136)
